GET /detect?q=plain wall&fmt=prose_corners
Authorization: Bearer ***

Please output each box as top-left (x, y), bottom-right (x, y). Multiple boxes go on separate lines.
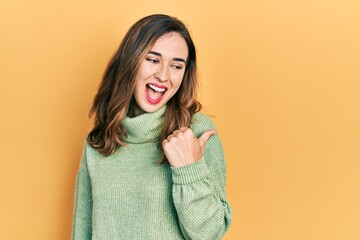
top-left (1, 0), bottom-right (359, 239)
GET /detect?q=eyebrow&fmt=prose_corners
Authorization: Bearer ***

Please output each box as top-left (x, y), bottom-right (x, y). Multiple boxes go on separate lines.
top-left (148, 51), bottom-right (187, 64)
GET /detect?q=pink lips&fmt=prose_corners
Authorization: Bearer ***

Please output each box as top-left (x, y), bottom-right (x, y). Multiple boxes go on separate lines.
top-left (145, 83), bottom-right (167, 105)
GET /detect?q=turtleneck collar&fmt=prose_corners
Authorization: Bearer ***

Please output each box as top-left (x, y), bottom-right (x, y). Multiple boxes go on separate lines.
top-left (121, 105), bottom-right (166, 144)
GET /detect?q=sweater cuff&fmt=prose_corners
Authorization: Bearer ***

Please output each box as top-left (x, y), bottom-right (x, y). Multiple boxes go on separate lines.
top-left (171, 157), bottom-right (210, 185)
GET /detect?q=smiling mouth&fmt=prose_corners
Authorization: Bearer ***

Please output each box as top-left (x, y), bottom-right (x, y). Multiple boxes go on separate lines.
top-left (145, 83), bottom-right (167, 104)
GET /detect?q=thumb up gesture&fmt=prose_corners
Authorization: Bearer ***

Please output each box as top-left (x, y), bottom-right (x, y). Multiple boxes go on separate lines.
top-left (162, 127), bottom-right (217, 168)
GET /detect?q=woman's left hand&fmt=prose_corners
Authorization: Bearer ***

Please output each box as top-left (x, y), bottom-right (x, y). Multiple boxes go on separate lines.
top-left (162, 127), bottom-right (217, 168)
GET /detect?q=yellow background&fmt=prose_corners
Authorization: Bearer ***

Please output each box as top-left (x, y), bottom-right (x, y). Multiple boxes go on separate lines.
top-left (1, 0), bottom-right (359, 239)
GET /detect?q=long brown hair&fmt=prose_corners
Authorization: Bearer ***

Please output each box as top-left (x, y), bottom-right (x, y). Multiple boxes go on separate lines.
top-left (87, 14), bottom-right (201, 163)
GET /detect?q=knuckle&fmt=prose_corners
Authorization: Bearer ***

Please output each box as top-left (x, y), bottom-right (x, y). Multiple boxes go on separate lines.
top-left (184, 128), bottom-right (193, 135)
top-left (167, 134), bottom-right (174, 141)
top-left (179, 126), bottom-right (187, 131)
top-left (173, 130), bottom-right (182, 137)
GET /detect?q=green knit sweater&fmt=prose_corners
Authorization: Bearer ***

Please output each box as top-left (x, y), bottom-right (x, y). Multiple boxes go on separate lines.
top-left (72, 106), bottom-right (232, 240)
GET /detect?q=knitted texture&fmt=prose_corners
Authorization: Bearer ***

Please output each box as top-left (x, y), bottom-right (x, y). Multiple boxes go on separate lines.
top-left (72, 106), bottom-right (232, 239)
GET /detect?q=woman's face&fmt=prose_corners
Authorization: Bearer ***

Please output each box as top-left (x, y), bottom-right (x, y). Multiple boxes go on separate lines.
top-left (132, 32), bottom-right (188, 116)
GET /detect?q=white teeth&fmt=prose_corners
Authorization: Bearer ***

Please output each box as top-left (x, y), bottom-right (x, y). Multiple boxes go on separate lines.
top-left (148, 84), bottom-right (166, 93)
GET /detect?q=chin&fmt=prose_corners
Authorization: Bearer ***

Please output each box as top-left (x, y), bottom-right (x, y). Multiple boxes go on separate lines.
top-left (143, 103), bottom-right (165, 113)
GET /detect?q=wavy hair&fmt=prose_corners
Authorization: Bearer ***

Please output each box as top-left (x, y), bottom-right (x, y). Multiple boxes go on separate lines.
top-left (87, 14), bottom-right (201, 163)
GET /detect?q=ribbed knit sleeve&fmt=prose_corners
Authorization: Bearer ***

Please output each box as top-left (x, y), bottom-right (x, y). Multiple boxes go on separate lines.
top-left (72, 143), bottom-right (92, 240)
top-left (171, 115), bottom-right (232, 240)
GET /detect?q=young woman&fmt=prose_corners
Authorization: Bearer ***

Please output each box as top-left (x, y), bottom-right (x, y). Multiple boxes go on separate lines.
top-left (72, 14), bottom-right (232, 240)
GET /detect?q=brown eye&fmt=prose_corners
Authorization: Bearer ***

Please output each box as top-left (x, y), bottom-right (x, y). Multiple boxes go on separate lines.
top-left (172, 64), bottom-right (183, 70)
top-left (146, 58), bottom-right (159, 64)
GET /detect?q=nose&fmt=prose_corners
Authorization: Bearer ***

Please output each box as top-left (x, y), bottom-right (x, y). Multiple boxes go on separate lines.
top-left (154, 64), bottom-right (169, 82)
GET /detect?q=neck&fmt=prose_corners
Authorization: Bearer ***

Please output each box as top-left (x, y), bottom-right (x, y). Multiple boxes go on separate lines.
top-left (128, 100), bottom-right (145, 118)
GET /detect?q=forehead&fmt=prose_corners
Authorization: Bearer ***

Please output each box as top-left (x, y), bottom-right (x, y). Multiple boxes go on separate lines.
top-left (150, 32), bottom-right (188, 59)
